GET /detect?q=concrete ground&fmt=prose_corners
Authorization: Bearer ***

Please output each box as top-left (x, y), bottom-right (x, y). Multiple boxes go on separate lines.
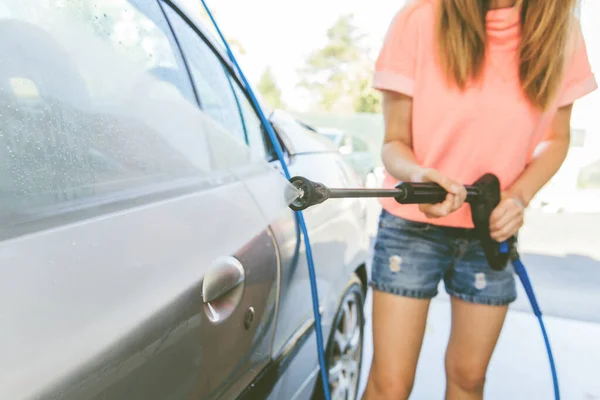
top-left (358, 202), bottom-right (600, 399)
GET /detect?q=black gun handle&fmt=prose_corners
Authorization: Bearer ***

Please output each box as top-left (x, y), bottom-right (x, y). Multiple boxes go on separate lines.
top-left (394, 182), bottom-right (448, 204)
top-left (395, 182), bottom-right (482, 205)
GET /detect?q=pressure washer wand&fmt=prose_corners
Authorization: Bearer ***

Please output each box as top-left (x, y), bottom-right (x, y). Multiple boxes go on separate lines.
top-left (289, 173), bottom-right (509, 273)
top-left (289, 176), bottom-right (481, 211)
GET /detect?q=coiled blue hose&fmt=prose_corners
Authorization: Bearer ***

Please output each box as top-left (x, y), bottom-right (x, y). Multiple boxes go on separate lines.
top-left (198, 1), bottom-right (332, 399)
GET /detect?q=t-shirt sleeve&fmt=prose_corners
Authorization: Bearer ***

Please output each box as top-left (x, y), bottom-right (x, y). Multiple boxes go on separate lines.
top-left (372, 5), bottom-right (420, 96)
top-left (557, 20), bottom-right (597, 108)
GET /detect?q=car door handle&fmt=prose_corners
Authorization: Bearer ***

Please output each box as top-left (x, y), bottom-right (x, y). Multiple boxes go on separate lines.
top-left (202, 256), bottom-right (245, 304)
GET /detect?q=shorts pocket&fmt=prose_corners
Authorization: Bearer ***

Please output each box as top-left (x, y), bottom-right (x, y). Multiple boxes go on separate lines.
top-left (371, 217), bottom-right (450, 298)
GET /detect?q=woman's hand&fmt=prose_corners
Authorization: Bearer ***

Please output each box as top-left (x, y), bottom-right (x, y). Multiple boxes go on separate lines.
top-left (489, 193), bottom-right (525, 242)
top-left (417, 168), bottom-right (467, 218)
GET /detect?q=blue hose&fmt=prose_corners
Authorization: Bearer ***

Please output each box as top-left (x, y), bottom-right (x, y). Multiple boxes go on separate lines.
top-left (198, 2), bottom-right (332, 399)
top-left (500, 242), bottom-right (560, 399)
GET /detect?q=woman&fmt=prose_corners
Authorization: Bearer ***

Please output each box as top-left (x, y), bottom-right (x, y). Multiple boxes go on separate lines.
top-left (363, 0), bottom-right (596, 399)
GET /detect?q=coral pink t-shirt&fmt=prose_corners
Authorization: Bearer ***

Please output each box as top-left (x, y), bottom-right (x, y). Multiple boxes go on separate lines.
top-left (373, 0), bottom-right (597, 228)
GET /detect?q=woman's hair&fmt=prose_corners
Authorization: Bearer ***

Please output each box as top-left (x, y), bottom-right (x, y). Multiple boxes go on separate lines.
top-left (437, 0), bottom-right (578, 110)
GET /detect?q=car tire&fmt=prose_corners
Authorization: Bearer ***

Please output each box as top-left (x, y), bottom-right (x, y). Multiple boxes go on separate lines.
top-left (312, 274), bottom-right (365, 400)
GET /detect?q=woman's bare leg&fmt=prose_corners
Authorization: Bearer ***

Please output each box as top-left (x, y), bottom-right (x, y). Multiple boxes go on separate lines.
top-left (362, 290), bottom-right (431, 400)
top-left (444, 296), bottom-right (508, 400)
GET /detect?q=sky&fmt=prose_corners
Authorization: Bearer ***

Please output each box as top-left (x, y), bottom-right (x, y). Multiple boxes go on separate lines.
top-left (187, 0), bottom-right (408, 111)
top-left (189, 0), bottom-right (600, 126)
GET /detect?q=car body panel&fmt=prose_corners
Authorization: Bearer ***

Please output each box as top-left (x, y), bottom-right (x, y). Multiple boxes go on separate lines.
top-left (0, 180), bottom-right (279, 400)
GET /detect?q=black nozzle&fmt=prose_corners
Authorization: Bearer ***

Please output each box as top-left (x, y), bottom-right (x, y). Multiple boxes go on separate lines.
top-left (288, 176), bottom-right (332, 211)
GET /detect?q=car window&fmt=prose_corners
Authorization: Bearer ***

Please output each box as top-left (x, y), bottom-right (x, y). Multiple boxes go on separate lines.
top-left (163, 6), bottom-right (267, 159)
top-left (0, 1), bottom-right (209, 235)
top-left (231, 84), bottom-right (268, 158)
top-left (50, 0), bottom-right (195, 103)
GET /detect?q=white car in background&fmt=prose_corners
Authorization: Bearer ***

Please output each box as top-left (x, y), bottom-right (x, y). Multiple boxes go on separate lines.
top-left (297, 124), bottom-right (380, 188)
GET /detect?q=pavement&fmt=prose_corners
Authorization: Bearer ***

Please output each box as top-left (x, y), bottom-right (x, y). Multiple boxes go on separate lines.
top-left (358, 203), bottom-right (600, 399)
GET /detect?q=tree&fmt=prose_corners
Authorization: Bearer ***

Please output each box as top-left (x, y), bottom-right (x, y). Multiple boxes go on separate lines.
top-left (298, 14), bottom-right (380, 114)
top-left (354, 70), bottom-right (382, 113)
top-left (258, 67), bottom-right (285, 109)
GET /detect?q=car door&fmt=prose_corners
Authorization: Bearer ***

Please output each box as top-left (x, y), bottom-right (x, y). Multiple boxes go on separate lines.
top-left (0, 1), bottom-right (279, 399)
top-left (159, 3), bottom-right (285, 399)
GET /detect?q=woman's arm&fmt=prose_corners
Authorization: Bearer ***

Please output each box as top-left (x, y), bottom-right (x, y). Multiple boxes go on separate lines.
top-left (381, 90), bottom-right (466, 218)
top-left (509, 104), bottom-right (573, 206)
top-left (381, 90), bottom-right (421, 181)
top-left (490, 104), bottom-right (573, 242)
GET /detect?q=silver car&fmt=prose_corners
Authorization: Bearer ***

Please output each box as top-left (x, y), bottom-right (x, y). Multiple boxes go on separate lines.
top-left (0, 1), bottom-right (370, 399)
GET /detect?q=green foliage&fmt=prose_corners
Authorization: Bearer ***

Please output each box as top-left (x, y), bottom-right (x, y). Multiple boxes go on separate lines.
top-left (258, 67), bottom-right (285, 109)
top-left (298, 14), bottom-right (379, 113)
top-left (354, 74), bottom-right (382, 113)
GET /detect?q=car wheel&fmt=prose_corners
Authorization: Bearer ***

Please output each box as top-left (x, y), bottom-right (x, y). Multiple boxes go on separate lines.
top-left (313, 275), bottom-right (365, 400)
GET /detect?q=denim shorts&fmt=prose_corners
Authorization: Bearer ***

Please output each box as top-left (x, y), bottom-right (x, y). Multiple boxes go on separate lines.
top-left (370, 209), bottom-right (517, 306)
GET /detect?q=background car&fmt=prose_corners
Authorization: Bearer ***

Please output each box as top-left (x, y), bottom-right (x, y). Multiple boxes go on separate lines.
top-left (0, 1), bottom-right (370, 400)
top-left (297, 122), bottom-right (378, 188)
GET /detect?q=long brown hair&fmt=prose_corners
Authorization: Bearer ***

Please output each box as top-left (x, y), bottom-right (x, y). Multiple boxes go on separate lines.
top-left (437, 0), bottom-right (578, 110)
